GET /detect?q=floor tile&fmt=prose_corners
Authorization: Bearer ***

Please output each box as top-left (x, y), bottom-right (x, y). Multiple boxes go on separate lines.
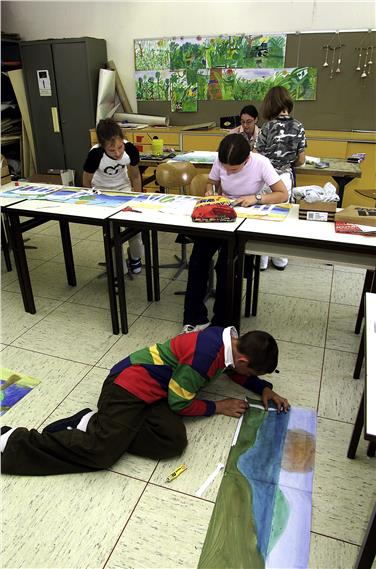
top-left (309, 533), bottom-right (359, 569)
top-left (0, 345), bottom-right (90, 429)
top-left (312, 417), bottom-right (376, 545)
top-left (53, 239), bottom-right (105, 268)
top-left (326, 303), bottom-right (362, 353)
top-left (331, 269), bottom-right (365, 306)
top-left (68, 272), bottom-right (162, 315)
top-left (318, 349), bottom-right (364, 423)
top-left (1, 471), bottom-right (145, 569)
top-left (1, 257), bottom-right (46, 289)
top-left (105, 484), bottom-right (214, 569)
top-left (38, 220), bottom-right (101, 239)
top-left (12, 303), bottom-right (128, 365)
top-left (259, 263), bottom-right (332, 302)
top-left (1, 290), bottom-right (62, 344)
top-left (240, 293), bottom-right (329, 347)
top-left (39, 366), bottom-right (159, 481)
top-left (150, 407), bottom-right (236, 501)
top-left (3, 261), bottom-right (102, 301)
top-left (25, 233), bottom-right (80, 261)
top-left (97, 316), bottom-right (181, 369)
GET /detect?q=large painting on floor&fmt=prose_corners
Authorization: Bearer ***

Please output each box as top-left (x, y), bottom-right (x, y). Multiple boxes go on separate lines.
top-left (198, 401), bottom-right (316, 569)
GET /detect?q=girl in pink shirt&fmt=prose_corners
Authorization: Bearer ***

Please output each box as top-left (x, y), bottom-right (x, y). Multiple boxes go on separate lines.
top-left (182, 134), bottom-right (287, 333)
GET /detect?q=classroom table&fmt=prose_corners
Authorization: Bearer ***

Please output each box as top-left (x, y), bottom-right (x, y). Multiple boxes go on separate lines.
top-left (110, 199), bottom-right (245, 334)
top-left (295, 157), bottom-right (361, 207)
top-left (0, 193), bottom-right (29, 272)
top-left (233, 205), bottom-right (376, 332)
top-left (347, 292), bottom-right (376, 569)
top-left (2, 186), bottom-right (153, 334)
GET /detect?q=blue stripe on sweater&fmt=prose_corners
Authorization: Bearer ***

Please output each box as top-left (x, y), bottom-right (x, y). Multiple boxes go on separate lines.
top-left (141, 364), bottom-right (172, 390)
top-left (191, 327), bottom-right (224, 378)
top-left (110, 356), bottom-right (131, 376)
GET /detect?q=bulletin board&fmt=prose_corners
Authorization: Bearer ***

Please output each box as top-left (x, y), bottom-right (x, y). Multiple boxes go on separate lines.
top-left (136, 31), bottom-right (376, 131)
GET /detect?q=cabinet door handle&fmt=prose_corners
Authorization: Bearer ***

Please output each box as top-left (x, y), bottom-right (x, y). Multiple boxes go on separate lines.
top-left (51, 107), bottom-right (60, 133)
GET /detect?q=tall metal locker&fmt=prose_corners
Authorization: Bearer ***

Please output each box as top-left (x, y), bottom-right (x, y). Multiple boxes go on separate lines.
top-left (21, 37), bottom-right (107, 183)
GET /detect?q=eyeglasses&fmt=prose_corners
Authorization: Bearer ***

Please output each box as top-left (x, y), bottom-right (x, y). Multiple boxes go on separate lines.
top-left (240, 119), bottom-right (255, 125)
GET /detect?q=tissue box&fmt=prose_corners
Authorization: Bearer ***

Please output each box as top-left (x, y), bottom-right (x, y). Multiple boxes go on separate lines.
top-left (298, 200), bottom-right (337, 222)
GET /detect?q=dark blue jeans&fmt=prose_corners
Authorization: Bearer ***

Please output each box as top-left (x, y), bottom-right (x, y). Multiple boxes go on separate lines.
top-left (183, 236), bottom-right (229, 327)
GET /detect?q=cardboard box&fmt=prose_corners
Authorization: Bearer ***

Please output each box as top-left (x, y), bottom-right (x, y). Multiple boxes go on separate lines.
top-left (298, 199), bottom-right (337, 222)
top-left (335, 205), bottom-right (376, 227)
top-left (28, 169), bottom-right (75, 186)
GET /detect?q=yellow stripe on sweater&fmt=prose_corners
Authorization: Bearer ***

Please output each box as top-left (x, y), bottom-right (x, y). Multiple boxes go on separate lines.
top-left (149, 344), bottom-right (164, 365)
top-left (169, 379), bottom-right (195, 400)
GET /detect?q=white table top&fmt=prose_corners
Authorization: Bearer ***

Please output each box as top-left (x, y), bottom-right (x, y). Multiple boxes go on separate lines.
top-left (6, 198), bottom-right (132, 221)
top-left (365, 292), bottom-right (376, 438)
top-left (0, 195), bottom-right (27, 207)
top-left (238, 205), bottom-right (376, 248)
top-left (110, 208), bottom-right (244, 233)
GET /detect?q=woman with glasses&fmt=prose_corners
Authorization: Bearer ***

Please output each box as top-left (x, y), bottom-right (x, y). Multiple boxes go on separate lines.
top-left (229, 105), bottom-right (260, 150)
top-left (181, 134), bottom-right (287, 334)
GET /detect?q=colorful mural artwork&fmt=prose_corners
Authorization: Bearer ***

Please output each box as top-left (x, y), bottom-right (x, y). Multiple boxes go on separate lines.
top-left (134, 39), bottom-right (170, 71)
top-left (1, 369), bottom-right (41, 415)
top-left (134, 34), bottom-right (317, 109)
top-left (135, 70), bottom-right (171, 101)
top-left (205, 34), bottom-right (286, 69)
top-left (170, 70), bottom-right (198, 112)
top-left (170, 36), bottom-right (207, 70)
top-left (198, 402), bottom-right (316, 569)
top-left (198, 67), bottom-right (317, 101)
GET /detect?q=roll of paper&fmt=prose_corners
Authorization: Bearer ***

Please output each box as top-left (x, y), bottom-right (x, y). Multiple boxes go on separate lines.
top-left (114, 113), bottom-right (169, 126)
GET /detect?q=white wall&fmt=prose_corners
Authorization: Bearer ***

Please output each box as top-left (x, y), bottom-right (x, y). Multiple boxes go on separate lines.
top-left (2, 1), bottom-right (375, 110)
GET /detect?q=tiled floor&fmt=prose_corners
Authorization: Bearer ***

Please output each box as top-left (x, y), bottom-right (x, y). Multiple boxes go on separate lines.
top-left (1, 224), bottom-right (375, 569)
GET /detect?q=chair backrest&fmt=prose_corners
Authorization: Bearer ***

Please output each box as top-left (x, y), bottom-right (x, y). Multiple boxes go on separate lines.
top-left (188, 173), bottom-right (210, 197)
top-left (155, 162), bottom-right (197, 192)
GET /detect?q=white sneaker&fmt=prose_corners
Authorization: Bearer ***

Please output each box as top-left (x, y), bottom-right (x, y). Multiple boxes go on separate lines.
top-left (271, 257), bottom-right (288, 270)
top-left (260, 255), bottom-right (269, 271)
top-left (181, 322), bottom-right (210, 334)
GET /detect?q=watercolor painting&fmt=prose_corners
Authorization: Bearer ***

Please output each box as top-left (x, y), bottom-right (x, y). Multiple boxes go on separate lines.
top-left (135, 70), bottom-right (171, 101)
top-left (170, 70), bottom-right (198, 112)
top-left (170, 36), bottom-right (207, 70)
top-left (1, 185), bottom-right (58, 198)
top-left (197, 68), bottom-right (236, 100)
top-left (1, 368), bottom-right (41, 415)
top-left (198, 401), bottom-right (316, 569)
top-left (198, 67), bottom-right (317, 101)
top-left (134, 39), bottom-right (170, 71)
top-left (205, 34), bottom-right (286, 69)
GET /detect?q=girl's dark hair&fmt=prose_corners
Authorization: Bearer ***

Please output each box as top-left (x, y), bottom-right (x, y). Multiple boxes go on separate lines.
top-left (218, 134), bottom-right (250, 165)
top-left (262, 86), bottom-right (294, 121)
top-left (96, 118), bottom-right (123, 146)
top-left (237, 330), bottom-right (278, 374)
top-left (240, 105), bottom-right (258, 119)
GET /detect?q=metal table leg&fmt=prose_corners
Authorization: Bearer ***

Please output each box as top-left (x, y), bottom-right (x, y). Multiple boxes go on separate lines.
top-left (59, 219), bottom-right (76, 286)
top-left (6, 212), bottom-right (36, 313)
top-left (103, 221), bottom-right (119, 335)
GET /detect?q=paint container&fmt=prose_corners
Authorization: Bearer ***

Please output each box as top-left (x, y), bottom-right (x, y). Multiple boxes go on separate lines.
top-left (151, 138), bottom-right (164, 156)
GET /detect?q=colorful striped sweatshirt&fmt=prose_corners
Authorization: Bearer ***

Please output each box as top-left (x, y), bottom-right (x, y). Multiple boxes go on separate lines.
top-left (110, 326), bottom-right (273, 417)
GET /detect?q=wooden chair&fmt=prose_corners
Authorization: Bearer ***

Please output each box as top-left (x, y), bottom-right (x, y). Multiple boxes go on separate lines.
top-left (155, 162), bottom-right (197, 279)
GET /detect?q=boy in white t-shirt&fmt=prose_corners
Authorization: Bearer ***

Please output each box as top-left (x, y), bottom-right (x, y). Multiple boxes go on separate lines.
top-left (182, 134), bottom-right (288, 333)
top-left (83, 119), bottom-right (143, 274)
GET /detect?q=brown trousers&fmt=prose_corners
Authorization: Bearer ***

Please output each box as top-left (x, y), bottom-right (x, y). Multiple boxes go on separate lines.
top-left (1, 374), bottom-right (187, 476)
